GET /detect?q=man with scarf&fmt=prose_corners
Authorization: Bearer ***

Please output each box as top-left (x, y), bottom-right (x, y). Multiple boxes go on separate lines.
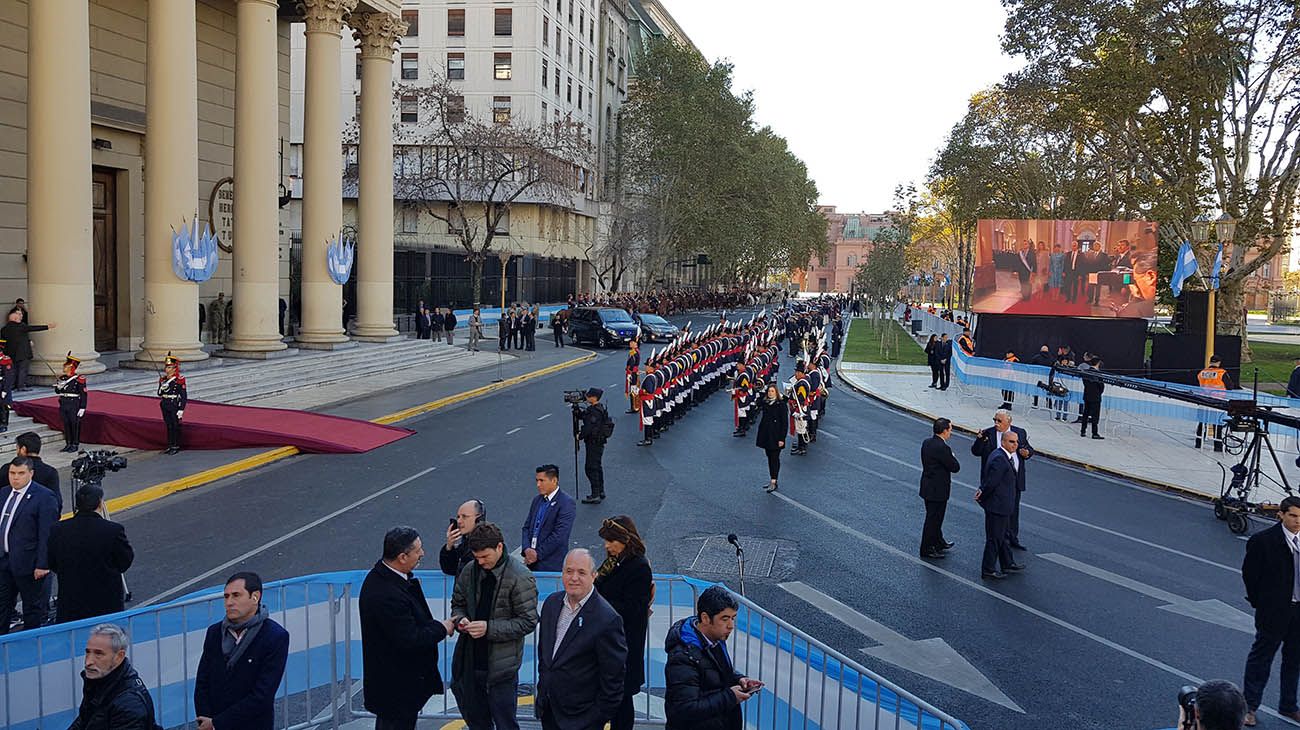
top-left (68, 623), bottom-right (158, 730)
top-left (194, 572), bottom-right (290, 730)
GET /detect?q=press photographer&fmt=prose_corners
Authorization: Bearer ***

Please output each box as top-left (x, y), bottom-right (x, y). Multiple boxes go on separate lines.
top-left (1176, 680), bottom-right (1247, 730)
top-left (570, 387), bottom-right (614, 504)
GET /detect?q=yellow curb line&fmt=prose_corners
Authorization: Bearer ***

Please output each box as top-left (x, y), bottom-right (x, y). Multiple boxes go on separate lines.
top-left (97, 352), bottom-right (597, 516)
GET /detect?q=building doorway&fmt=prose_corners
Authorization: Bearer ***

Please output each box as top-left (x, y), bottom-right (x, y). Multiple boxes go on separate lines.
top-left (91, 168), bottom-right (118, 351)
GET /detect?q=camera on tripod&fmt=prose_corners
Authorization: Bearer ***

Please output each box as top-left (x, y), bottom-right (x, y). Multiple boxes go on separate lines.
top-left (71, 449), bottom-right (128, 487)
top-left (563, 389), bottom-right (587, 407)
top-left (1036, 380), bottom-right (1068, 397)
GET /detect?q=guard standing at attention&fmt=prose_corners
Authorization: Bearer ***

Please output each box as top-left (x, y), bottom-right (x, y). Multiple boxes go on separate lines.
top-left (624, 340), bottom-right (640, 414)
top-left (55, 351), bottom-right (87, 452)
top-left (0, 339), bottom-right (12, 433)
top-left (158, 353), bottom-right (188, 455)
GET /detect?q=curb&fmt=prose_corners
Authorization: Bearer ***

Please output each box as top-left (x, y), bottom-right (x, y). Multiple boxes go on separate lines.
top-left (832, 362), bottom-right (1221, 505)
top-left (101, 351), bottom-right (598, 516)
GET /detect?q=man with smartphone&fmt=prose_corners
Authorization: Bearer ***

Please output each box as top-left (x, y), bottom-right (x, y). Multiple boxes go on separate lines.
top-left (664, 586), bottom-right (762, 729)
top-left (440, 499), bottom-right (487, 577)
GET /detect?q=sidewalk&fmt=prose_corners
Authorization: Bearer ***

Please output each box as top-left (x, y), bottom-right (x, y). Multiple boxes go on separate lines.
top-left (33, 337), bottom-right (595, 516)
top-left (837, 349), bottom-right (1295, 506)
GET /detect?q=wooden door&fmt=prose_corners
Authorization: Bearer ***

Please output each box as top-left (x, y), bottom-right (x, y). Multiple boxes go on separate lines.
top-left (91, 169), bottom-right (117, 352)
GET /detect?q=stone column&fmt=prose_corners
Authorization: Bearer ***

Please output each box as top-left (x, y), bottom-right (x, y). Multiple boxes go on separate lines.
top-left (297, 0), bottom-right (357, 347)
top-left (137, 0), bottom-right (206, 364)
top-left (225, 0), bottom-right (290, 355)
top-left (26, 0), bottom-right (101, 375)
top-left (350, 13), bottom-right (405, 342)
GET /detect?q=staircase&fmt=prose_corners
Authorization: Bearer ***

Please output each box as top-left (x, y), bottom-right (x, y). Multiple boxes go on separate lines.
top-left (0, 339), bottom-right (482, 459)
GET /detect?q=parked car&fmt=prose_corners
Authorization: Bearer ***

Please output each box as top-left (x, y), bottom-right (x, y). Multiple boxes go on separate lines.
top-left (633, 312), bottom-right (679, 343)
top-left (567, 307), bottom-right (640, 348)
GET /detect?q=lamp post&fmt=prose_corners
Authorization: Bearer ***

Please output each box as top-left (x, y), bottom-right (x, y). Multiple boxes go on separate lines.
top-left (497, 250), bottom-right (512, 312)
top-left (1190, 212), bottom-right (1236, 367)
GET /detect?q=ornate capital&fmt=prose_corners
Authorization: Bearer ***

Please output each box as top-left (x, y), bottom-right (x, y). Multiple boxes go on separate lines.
top-left (298, 0), bottom-right (358, 35)
top-left (353, 13), bottom-right (406, 61)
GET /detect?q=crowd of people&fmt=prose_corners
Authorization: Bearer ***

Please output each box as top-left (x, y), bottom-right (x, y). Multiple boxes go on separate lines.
top-left (569, 287), bottom-right (775, 317)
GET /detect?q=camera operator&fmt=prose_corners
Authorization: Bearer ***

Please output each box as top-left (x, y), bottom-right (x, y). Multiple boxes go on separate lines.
top-left (1177, 680), bottom-right (1247, 730)
top-left (577, 387), bottom-right (612, 504)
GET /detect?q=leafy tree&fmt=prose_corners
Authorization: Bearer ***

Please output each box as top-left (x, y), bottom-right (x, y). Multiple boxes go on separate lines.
top-left (855, 221), bottom-right (910, 316)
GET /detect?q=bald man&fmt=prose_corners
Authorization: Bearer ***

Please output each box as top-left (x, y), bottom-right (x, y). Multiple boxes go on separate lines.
top-left (440, 499), bottom-right (486, 577)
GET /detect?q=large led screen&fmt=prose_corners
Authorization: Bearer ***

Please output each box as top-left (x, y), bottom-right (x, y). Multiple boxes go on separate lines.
top-left (973, 219), bottom-right (1159, 318)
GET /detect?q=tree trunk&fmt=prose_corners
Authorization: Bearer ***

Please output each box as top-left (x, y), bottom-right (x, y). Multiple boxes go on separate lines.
top-left (470, 256), bottom-right (484, 307)
top-left (1215, 282), bottom-right (1251, 363)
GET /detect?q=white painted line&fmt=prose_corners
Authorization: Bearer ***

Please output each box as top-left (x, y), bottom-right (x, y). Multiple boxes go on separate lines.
top-left (856, 445), bottom-right (1240, 574)
top-left (141, 465), bottom-right (440, 606)
top-left (817, 428), bottom-right (840, 439)
top-left (506, 427), bottom-right (522, 435)
top-left (463, 444), bottom-right (485, 455)
top-left (537, 413), bottom-right (552, 421)
top-left (608, 383), bottom-right (620, 389)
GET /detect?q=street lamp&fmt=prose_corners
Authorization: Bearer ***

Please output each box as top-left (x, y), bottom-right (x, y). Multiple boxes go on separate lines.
top-left (497, 249), bottom-right (512, 312)
top-left (1189, 212), bottom-right (1235, 367)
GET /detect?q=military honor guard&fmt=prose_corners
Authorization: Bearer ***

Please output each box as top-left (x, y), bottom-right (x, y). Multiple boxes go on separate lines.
top-left (54, 351), bottom-right (87, 452)
top-left (624, 340), bottom-right (640, 414)
top-left (158, 353), bottom-right (188, 455)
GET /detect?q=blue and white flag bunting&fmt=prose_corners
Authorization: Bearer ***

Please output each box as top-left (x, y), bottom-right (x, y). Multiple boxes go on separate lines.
top-left (1170, 241), bottom-right (1199, 298)
top-left (1210, 242), bottom-right (1223, 291)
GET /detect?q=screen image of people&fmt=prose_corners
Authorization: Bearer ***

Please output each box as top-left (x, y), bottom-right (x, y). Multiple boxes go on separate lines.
top-left (972, 219), bottom-right (1159, 318)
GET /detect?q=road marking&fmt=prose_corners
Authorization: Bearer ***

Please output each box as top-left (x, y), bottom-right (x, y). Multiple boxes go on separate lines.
top-left (607, 383), bottom-right (620, 389)
top-left (537, 413), bottom-right (552, 421)
top-left (141, 465), bottom-right (440, 606)
top-left (506, 427), bottom-right (522, 435)
top-left (463, 444), bottom-right (484, 454)
top-left (1038, 553), bottom-right (1254, 634)
top-left (779, 581), bottom-right (1023, 713)
top-left (817, 427), bottom-right (840, 439)
top-left (102, 352), bottom-right (597, 517)
top-left (856, 445), bottom-right (1240, 574)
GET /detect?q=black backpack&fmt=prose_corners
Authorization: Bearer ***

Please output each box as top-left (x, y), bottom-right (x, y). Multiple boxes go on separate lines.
top-left (598, 404), bottom-right (615, 439)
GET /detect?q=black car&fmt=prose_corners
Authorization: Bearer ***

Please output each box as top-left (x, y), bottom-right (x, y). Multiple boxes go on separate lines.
top-left (632, 312), bottom-right (679, 343)
top-left (567, 307), bottom-right (640, 348)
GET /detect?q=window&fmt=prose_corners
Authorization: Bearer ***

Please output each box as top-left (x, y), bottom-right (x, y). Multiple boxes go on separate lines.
top-left (400, 95), bottom-right (417, 123)
top-left (568, 38), bottom-right (574, 64)
top-left (589, 22), bottom-right (594, 44)
top-left (402, 10), bottom-right (418, 36)
top-left (400, 53), bottom-right (418, 80)
top-left (400, 207), bottom-right (418, 233)
top-left (354, 94), bottom-right (361, 118)
top-left (493, 96), bottom-right (512, 124)
top-left (554, 69), bottom-right (561, 97)
top-left (447, 95), bottom-right (465, 124)
top-left (493, 52), bottom-right (512, 80)
top-left (541, 100), bottom-right (548, 119)
top-left (588, 56), bottom-right (594, 80)
top-left (579, 9), bottom-right (585, 34)
top-left (579, 49), bottom-right (584, 74)
top-left (578, 83), bottom-right (583, 109)
top-left (566, 76), bottom-right (572, 103)
top-left (493, 206), bottom-right (510, 234)
top-left (587, 90), bottom-right (592, 114)
top-left (556, 27), bottom-right (562, 49)
top-left (543, 16), bottom-right (550, 46)
top-left (494, 9), bottom-right (512, 36)
top-left (568, 1), bottom-right (573, 24)
top-left (447, 9), bottom-right (465, 37)
top-left (447, 52), bottom-right (464, 80)
top-left (818, 277), bottom-right (828, 291)
top-left (447, 204), bottom-right (463, 234)
top-left (818, 255), bottom-right (828, 267)
top-left (542, 59), bottom-right (549, 87)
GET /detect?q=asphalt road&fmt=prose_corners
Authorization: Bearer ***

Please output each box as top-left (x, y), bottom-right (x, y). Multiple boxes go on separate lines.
top-left (113, 310), bottom-right (1265, 730)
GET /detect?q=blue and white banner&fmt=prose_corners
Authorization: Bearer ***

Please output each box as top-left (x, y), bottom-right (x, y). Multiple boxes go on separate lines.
top-left (326, 235), bottom-right (355, 285)
top-left (171, 215), bottom-right (219, 282)
top-left (1170, 241), bottom-right (1198, 297)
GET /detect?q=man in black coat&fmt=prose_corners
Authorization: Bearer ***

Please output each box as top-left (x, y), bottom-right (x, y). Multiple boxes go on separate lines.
top-left (69, 623), bottom-right (157, 730)
top-left (360, 526), bottom-right (456, 730)
top-left (975, 430), bottom-right (1025, 579)
top-left (49, 485), bottom-right (133, 623)
top-left (936, 334), bottom-right (953, 390)
top-left (664, 585), bottom-right (761, 730)
top-left (919, 418), bottom-right (961, 559)
top-left (578, 388), bottom-right (610, 504)
top-left (0, 456), bottom-right (59, 633)
top-left (5, 431), bottom-right (61, 513)
top-left (440, 498), bottom-right (486, 577)
top-left (1241, 497), bottom-right (1300, 725)
top-left (1287, 357), bottom-right (1299, 398)
top-left (1012, 241), bottom-right (1036, 300)
top-left (1063, 241), bottom-right (1083, 302)
top-left (536, 548), bottom-right (627, 730)
top-left (194, 572), bottom-right (290, 730)
top-left (1081, 357), bottom-right (1106, 439)
top-left (970, 408), bottom-right (1033, 550)
top-left (0, 310), bottom-right (51, 392)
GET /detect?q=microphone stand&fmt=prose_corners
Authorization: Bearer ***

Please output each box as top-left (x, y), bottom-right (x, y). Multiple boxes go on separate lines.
top-left (733, 542), bottom-right (746, 596)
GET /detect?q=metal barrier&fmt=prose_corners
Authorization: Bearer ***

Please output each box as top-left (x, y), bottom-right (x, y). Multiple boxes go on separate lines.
top-left (0, 571), bottom-right (969, 730)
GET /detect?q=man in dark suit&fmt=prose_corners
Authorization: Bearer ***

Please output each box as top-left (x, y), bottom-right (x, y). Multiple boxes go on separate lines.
top-left (919, 418), bottom-right (961, 559)
top-left (194, 572), bottom-right (290, 730)
top-left (0, 455), bottom-right (59, 633)
top-left (1063, 241), bottom-right (1083, 302)
top-left (1286, 357), bottom-right (1299, 398)
top-left (970, 408), bottom-right (1033, 550)
top-left (1081, 356), bottom-right (1106, 439)
top-left (1085, 247), bottom-right (1107, 305)
top-left (360, 526), bottom-right (457, 730)
top-left (6, 432), bottom-right (61, 514)
top-left (975, 430), bottom-right (1025, 579)
top-left (1241, 496), bottom-right (1300, 726)
top-left (48, 485), bottom-right (133, 623)
top-left (936, 334), bottom-right (953, 390)
top-left (521, 464), bottom-right (576, 572)
top-left (536, 548), bottom-right (627, 730)
top-left (1012, 241), bottom-right (1037, 300)
top-left (0, 311), bottom-right (51, 392)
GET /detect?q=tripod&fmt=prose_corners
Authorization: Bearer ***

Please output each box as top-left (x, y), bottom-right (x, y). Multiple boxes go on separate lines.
top-left (571, 405), bottom-right (582, 500)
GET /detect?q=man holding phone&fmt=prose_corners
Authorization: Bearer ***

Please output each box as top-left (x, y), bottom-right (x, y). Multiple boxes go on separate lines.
top-left (664, 586), bottom-right (762, 729)
top-left (440, 499), bottom-right (487, 577)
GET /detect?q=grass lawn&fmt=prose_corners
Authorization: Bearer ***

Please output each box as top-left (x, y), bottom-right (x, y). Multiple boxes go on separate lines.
top-left (842, 319), bottom-right (929, 366)
top-left (1240, 339), bottom-right (1298, 395)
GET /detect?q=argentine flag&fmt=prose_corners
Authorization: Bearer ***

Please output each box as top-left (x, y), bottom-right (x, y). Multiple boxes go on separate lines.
top-left (1170, 241), bottom-right (1198, 297)
top-left (1210, 242), bottom-right (1224, 290)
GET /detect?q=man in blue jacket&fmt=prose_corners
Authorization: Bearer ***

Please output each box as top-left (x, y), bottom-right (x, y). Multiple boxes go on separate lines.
top-left (521, 464), bottom-right (576, 572)
top-left (971, 408), bottom-right (1033, 550)
top-left (975, 430), bottom-right (1026, 580)
top-left (194, 572), bottom-right (290, 730)
top-left (664, 586), bottom-right (762, 730)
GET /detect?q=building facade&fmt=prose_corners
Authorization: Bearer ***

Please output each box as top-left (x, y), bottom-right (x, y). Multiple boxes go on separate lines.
top-left (798, 206), bottom-right (890, 293)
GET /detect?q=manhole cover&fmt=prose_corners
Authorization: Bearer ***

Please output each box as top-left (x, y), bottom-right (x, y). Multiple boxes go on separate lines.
top-left (689, 535), bottom-right (779, 578)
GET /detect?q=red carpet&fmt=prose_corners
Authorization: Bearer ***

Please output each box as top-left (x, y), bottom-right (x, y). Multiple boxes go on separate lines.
top-left (1000, 298), bottom-right (1096, 316)
top-left (13, 392), bottom-right (414, 454)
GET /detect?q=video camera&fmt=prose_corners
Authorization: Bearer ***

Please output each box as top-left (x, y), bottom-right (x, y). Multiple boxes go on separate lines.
top-left (71, 449), bottom-right (128, 488)
top-left (563, 389), bottom-right (588, 406)
top-left (1036, 380), bottom-right (1069, 397)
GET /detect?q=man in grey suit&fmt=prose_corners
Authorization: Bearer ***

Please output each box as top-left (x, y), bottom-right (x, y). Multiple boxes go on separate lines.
top-left (975, 431), bottom-right (1025, 580)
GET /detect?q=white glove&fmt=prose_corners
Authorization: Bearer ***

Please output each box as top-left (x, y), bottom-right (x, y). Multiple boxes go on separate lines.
top-left (177, 410), bottom-right (184, 419)
top-left (77, 409), bottom-right (85, 418)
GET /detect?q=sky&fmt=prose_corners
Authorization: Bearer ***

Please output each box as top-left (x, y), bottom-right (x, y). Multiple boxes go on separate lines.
top-left (662, 0), bottom-right (1021, 214)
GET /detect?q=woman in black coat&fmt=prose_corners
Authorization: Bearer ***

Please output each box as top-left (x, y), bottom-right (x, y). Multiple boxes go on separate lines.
top-left (594, 515), bottom-right (653, 730)
top-left (924, 334), bottom-right (940, 388)
top-left (754, 384), bottom-right (788, 493)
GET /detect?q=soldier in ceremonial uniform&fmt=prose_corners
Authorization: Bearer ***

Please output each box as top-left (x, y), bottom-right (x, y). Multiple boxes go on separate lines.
top-left (788, 361), bottom-right (812, 456)
top-left (624, 340), bottom-right (640, 414)
top-left (0, 338), bottom-right (12, 432)
top-left (732, 353), bottom-right (754, 438)
top-left (55, 352), bottom-right (87, 452)
top-left (637, 354), bottom-right (661, 446)
top-left (158, 353), bottom-right (188, 455)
